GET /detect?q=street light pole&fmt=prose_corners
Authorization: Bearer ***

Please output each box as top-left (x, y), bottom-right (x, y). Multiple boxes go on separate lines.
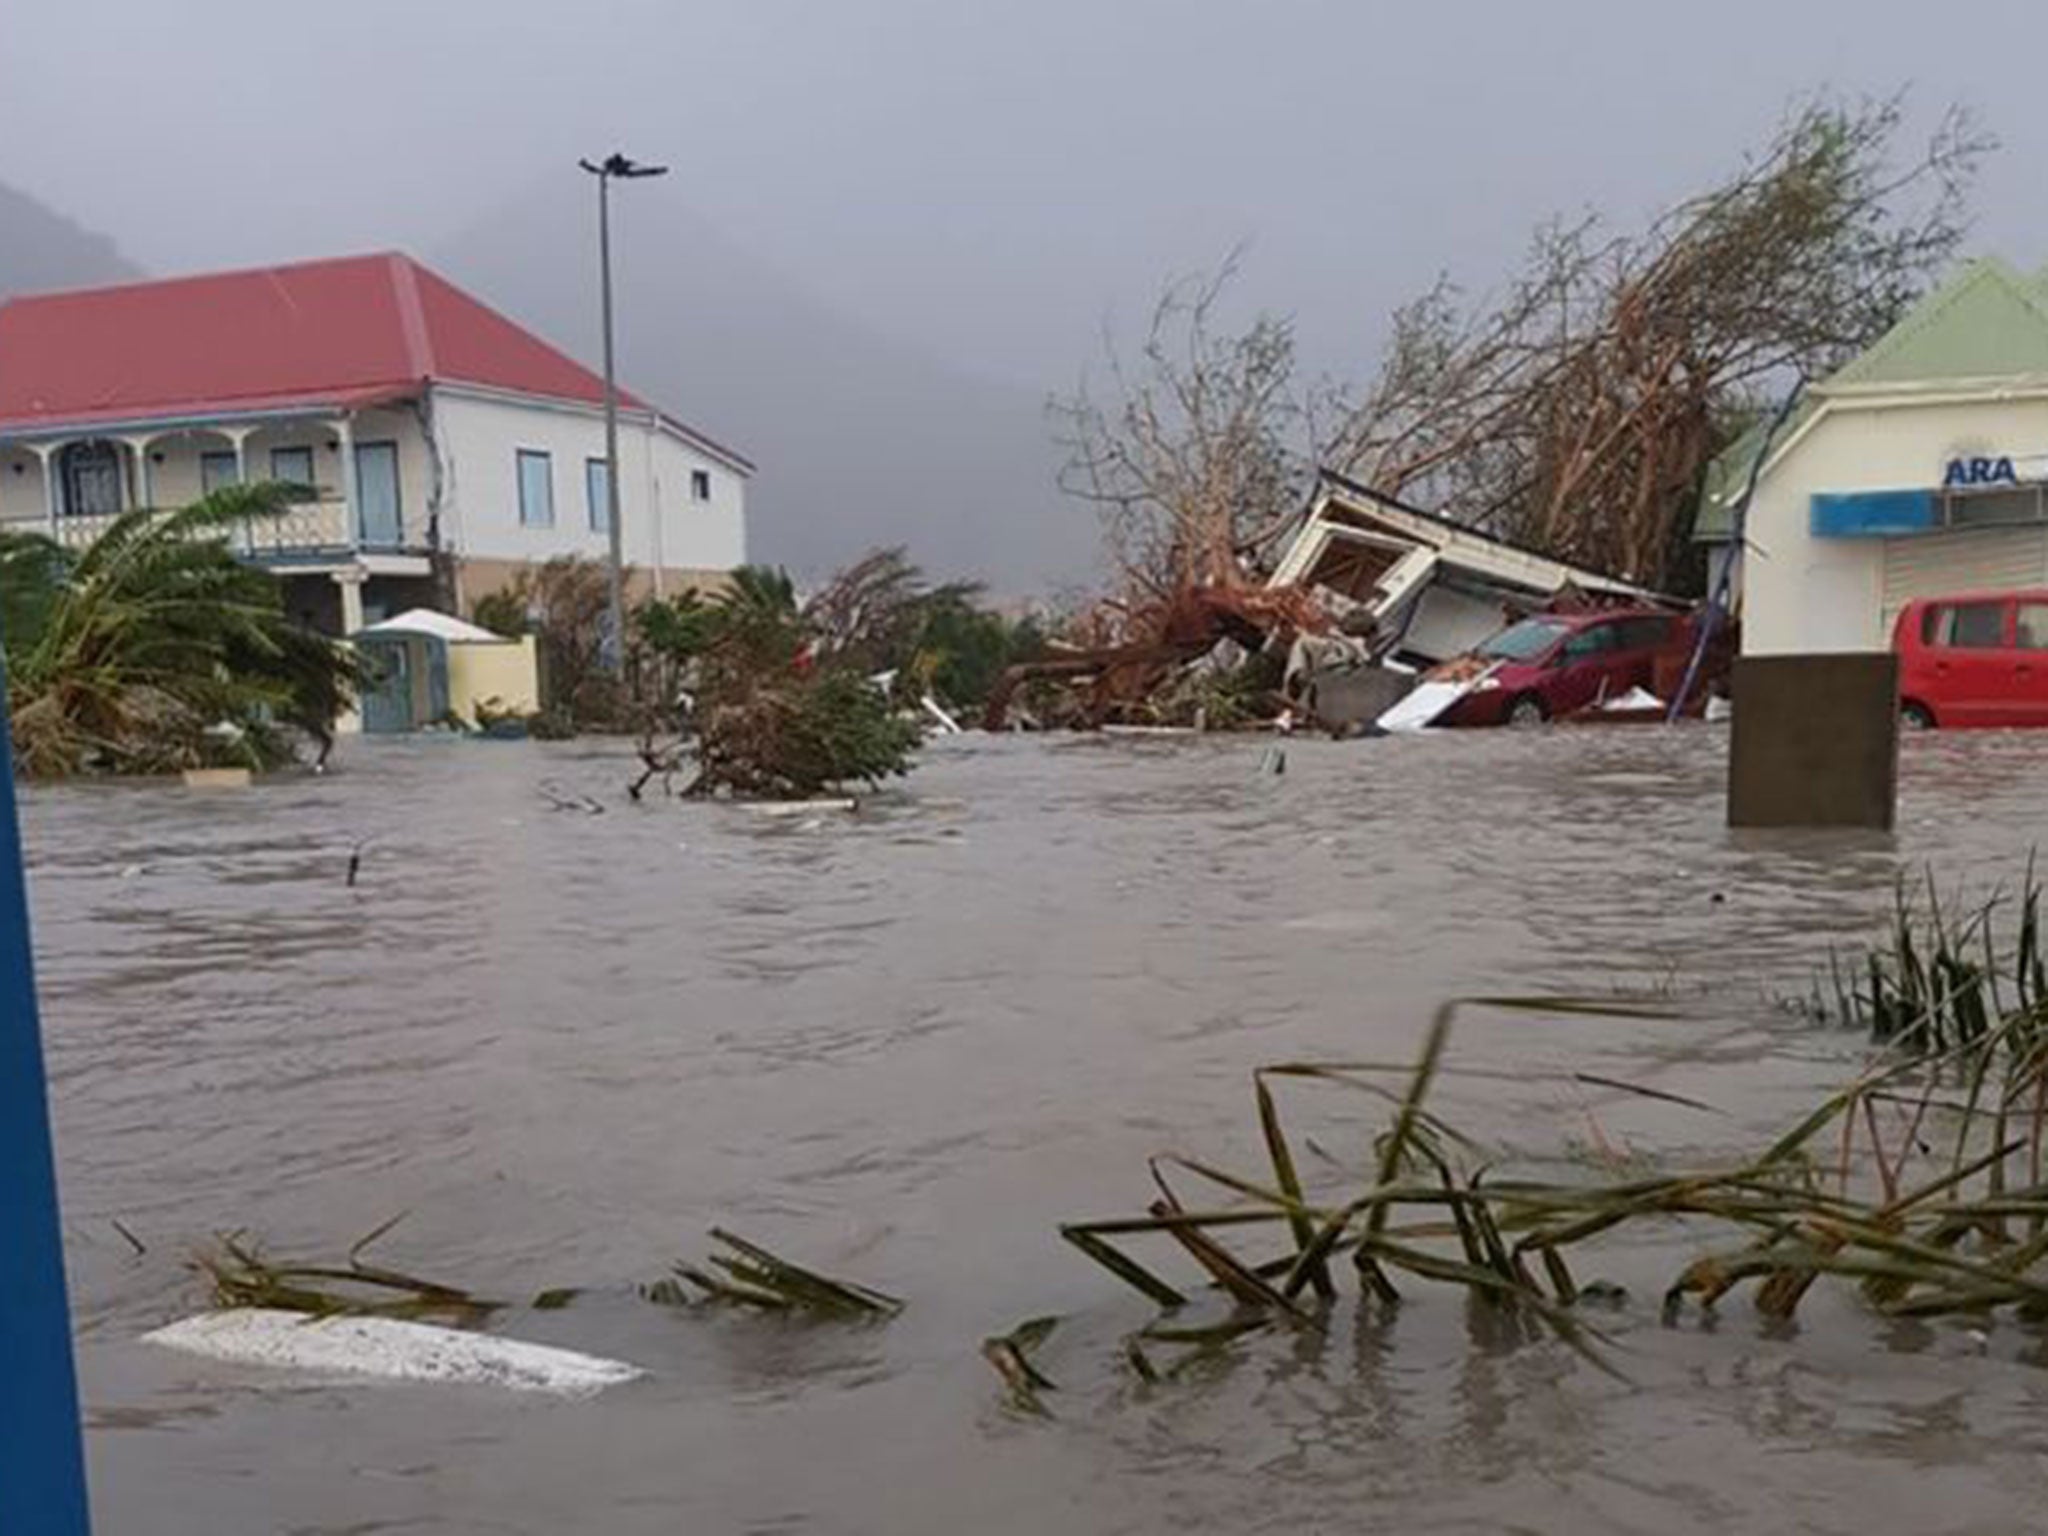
top-left (579, 152), bottom-right (667, 678)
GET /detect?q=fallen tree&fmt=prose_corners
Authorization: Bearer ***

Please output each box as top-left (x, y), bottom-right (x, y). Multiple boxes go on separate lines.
top-left (633, 553), bottom-right (990, 799)
top-left (1327, 94), bottom-right (1989, 588)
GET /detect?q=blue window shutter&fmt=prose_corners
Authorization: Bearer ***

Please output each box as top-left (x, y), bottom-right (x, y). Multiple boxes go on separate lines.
top-left (1809, 489), bottom-right (1938, 537)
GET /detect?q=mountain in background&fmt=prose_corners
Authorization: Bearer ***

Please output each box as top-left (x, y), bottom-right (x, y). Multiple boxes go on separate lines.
top-left (0, 181), bottom-right (141, 298)
top-left (433, 181), bottom-right (1097, 590)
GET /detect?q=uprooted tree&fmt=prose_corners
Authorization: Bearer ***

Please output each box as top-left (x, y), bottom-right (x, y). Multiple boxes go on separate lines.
top-left (992, 261), bottom-right (1333, 728)
top-left (1327, 94), bottom-right (1989, 588)
top-left (630, 549), bottom-right (1037, 799)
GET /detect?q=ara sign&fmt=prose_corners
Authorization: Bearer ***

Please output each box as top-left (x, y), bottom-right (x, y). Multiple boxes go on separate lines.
top-left (1944, 455), bottom-right (2022, 488)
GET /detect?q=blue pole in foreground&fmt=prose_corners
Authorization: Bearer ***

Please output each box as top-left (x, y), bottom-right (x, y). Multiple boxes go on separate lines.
top-left (0, 680), bottom-right (92, 1532)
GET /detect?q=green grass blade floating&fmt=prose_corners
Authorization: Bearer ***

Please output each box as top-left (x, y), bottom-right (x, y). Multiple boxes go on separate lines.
top-left (1366, 1007), bottom-right (1451, 1241)
top-left (1060, 1226), bottom-right (1188, 1309)
top-left (1254, 1070), bottom-right (1333, 1300)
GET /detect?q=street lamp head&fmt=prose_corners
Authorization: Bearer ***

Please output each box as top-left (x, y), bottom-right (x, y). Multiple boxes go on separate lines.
top-left (580, 153), bottom-right (669, 179)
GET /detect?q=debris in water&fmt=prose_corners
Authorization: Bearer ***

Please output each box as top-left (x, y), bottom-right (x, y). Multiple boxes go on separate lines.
top-left (143, 1309), bottom-right (643, 1398)
top-left (656, 1229), bottom-right (903, 1318)
top-left (981, 1315), bottom-right (1059, 1414)
top-left (191, 1217), bottom-right (502, 1326)
top-left (538, 781), bottom-right (606, 815)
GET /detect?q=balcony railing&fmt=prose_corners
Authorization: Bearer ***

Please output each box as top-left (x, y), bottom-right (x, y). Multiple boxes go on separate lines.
top-left (45, 499), bottom-right (420, 560)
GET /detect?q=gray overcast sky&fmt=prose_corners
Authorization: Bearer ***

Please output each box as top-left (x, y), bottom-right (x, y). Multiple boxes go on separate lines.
top-left (6, 0), bottom-right (2048, 393)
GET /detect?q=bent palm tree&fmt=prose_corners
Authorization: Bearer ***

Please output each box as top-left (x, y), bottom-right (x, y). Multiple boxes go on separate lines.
top-left (1, 484), bottom-right (363, 778)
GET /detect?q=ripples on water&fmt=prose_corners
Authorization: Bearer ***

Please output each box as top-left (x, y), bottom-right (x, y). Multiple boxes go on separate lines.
top-left (27, 728), bottom-right (2048, 1534)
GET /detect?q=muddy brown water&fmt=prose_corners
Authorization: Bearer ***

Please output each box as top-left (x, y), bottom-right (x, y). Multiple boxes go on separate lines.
top-left (26, 728), bottom-right (2048, 1534)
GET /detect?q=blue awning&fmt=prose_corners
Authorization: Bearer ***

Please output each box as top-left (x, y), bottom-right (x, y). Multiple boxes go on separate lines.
top-left (1810, 489), bottom-right (1938, 537)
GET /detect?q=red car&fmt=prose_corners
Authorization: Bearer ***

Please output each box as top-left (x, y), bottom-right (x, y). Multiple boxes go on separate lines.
top-left (1893, 590), bottom-right (2048, 729)
top-left (1429, 607), bottom-right (1690, 728)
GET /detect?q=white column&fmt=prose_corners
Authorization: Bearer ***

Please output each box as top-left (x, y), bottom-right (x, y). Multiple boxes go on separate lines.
top-left (124, 436), bottom-right (154, 510)
top-left (334, 569), bottom-right (366, 635)
top-left (226, 426), bottom-right (252, 485)
top-left (30, 444), bottom-right (58, 533)
top-left (333, 416), bottom-right (359, 547)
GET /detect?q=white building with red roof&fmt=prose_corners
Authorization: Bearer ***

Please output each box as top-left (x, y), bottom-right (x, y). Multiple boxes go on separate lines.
top-left (0, 252), bottom-right (751, 633)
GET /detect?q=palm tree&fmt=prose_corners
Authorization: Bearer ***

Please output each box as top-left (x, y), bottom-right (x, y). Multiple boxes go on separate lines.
top-left (1, 484), bottom-right (362, 778)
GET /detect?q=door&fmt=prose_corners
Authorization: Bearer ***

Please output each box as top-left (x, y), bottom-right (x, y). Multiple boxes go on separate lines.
top-left (1543, 622), bottom-right (1624, 715)
top-left (1924, 599), bottom-right (2013, 726)
top-left (2012, 601), bottom-right (2048, 724)
top-left (354, 441), bottom-right (403, 549)
top-left (60, 441), bottom-right (123, 518)
top-left (358, 638), bottom-right (414, 733)
top-left (1608, 614), bottom-right (1679, 697)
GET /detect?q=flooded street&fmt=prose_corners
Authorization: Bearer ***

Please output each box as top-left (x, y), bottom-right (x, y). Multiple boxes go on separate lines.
top-left (27, 727), bottom-right (2048, 1534)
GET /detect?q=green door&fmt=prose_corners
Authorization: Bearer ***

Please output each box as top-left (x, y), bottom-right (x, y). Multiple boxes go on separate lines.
top-left (359, 638), bottom-right (414, 733)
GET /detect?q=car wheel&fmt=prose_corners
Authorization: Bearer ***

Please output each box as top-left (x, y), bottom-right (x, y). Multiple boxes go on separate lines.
top-left (1506, 695), bottom-right (1548, 729)
top-left (1901, 701), bottom-right (1935, 731)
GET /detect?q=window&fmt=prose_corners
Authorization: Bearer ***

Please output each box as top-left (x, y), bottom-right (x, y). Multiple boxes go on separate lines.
top-left (518, 449), bottom-right (554, 527)
top-left (1934, 601), bottom-right (2008, 649)
top-left (691, 468), bottom-right (712, 502)
top-left (2019, 604), bottom-right (2048, 650)
top-left (200, 451), bottom-right (241, 494)
top-left (1945, 486), bottom-right (2046, 528)
top-left (585, 457), bottom-right (611, 532)
top-left (1614, 615), bottom-right (1676, 650)
top-left (269, 446), bottom-right (316, 489)
top-left (1560, 624), bottom-right (1618, 660)
top-left (1478, 618), bottom-right (1571, 662)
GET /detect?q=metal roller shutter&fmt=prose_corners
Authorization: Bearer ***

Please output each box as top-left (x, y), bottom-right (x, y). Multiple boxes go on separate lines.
top-left (1881, 527), bottom-right (2048, 634)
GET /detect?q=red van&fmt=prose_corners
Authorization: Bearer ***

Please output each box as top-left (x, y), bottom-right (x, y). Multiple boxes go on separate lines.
top-left (1893, 591), bottom-right (2048, 729)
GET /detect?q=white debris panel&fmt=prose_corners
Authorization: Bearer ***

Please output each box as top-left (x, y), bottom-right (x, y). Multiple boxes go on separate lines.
top-left (143, 1309), bottom-right (645, 1399)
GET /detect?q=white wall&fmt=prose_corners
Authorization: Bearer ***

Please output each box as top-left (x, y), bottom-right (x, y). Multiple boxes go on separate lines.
top-left (428, 387), bottom-right (746, 574)
top-left (0, 447), bottom-right (46, 523)
top-left (1744, 393), bottom-right (2048, 655)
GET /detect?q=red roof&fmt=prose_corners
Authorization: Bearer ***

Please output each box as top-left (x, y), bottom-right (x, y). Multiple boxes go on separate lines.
top-left (0, 252), bottom-right (656, 434)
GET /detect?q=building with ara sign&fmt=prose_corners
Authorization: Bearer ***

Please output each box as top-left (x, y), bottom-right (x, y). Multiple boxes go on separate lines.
top-left (1695, 257), bottom-right (2048, 654)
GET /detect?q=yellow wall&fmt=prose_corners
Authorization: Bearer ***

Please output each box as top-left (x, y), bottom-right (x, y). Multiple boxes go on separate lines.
top-left (447, 636), bottom-right (539, 722)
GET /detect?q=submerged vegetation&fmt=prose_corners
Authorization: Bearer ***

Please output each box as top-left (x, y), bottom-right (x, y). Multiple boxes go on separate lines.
top-left (1063, 978), bottom-right (2048, 1370)
top-left (191, 1218), bottom-right (502, 1326)
top-left (1, 486), bottom-right (360, 778)
top-left (647, 1228), bottom-right (904, 1317)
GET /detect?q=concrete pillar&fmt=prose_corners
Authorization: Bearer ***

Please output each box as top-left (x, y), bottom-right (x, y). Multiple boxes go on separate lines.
top-left (1727, 654), bottom-right (1900, 829)
top-left (334, 570), bottom-right (366, 635)
top-left (30, 444), bottom-right (58, 533)
top-left (333, 416), bottom-right (359, 547)
top-left (227, 426), bottom-right (251, 485)
top-left (125, 437), bottom-right (154, 510)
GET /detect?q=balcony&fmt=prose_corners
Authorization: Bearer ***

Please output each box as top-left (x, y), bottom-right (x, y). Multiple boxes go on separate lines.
top-left (44, 498), bottom-right (427, 564)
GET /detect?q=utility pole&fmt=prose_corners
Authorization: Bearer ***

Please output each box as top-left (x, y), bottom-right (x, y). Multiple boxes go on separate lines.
top-left (579, 152), bottom-right (668, 677)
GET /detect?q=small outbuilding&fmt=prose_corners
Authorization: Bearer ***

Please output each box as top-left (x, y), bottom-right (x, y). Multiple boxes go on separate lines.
top-left (350, 608), bottom-right (538, 734)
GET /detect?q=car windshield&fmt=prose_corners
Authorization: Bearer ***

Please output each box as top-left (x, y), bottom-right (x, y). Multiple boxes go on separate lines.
top-left (1478, 618), bottom-right (1572, 661)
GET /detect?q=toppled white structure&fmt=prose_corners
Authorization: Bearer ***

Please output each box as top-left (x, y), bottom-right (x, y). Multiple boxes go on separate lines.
top-left (1270, 474), bottom-right (1666, 730)
top-left (1272, 474), bottom-right (1657, 669)
top-left (144, 1309), bottom-right (644, 1399)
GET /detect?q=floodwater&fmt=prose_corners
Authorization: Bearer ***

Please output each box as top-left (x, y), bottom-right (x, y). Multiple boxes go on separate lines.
top-left (25, 727), bottom-right (2048, 1535)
